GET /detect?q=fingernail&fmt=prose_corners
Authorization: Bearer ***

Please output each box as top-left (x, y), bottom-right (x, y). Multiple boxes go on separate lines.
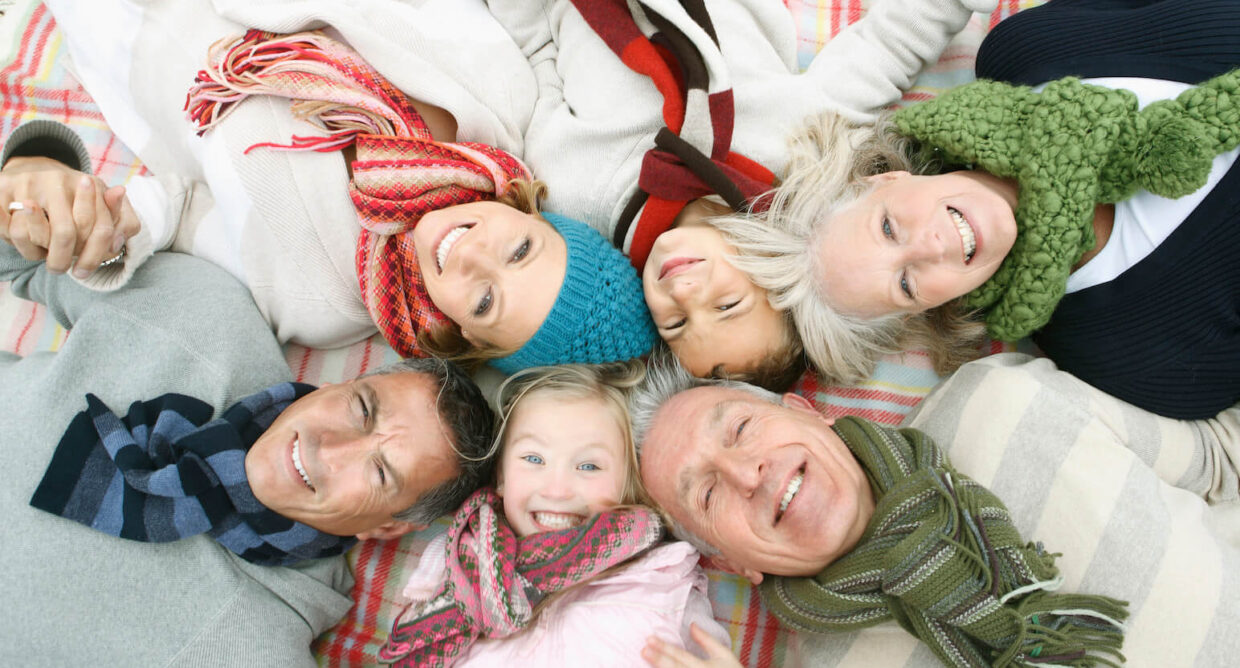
top-left (111, 232), bottom-right (125, 254)
top-left (79, 175), bottom-right (92, 190)
top-left (73, 266), bottom-right (90, 279)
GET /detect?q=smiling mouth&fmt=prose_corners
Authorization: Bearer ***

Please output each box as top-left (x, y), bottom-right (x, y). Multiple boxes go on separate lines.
top-left (532, 511), bottom-right (586, 531)
top-left (291, 438), bottom-right (315, 491)
top-left (659, 257), bottom-right (702, 280)
top-left (775, 466), bottom-right (804, 523)
top-left (435, 224), bottom-right (473, 273)
top-left (949, 207), bottom-right (976, 264)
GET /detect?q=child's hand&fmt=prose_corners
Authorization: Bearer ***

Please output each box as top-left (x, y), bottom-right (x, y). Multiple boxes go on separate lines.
top-left (642, 623), bottom-right (742, 667)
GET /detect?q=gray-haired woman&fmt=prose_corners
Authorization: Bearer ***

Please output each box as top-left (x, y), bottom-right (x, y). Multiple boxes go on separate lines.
top-left (715, 0), bottom-right (1240, 421)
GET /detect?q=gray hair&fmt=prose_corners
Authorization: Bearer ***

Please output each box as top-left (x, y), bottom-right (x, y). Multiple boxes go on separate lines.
top-left (707, 112), bottom-right (933, 386)
top-left (362, 357), bottom-right (497, 525)
top-left (628, 350), bottom-right (781, 556)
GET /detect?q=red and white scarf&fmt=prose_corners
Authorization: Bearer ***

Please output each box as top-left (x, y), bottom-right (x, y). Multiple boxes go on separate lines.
top-left (186, 30), bottom-right (531, 357)
top-left (571, 0), bottom-right (777, 270)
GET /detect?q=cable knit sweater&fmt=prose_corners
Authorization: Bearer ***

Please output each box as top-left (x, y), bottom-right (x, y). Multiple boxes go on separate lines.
top-left (487, 0), bottom-right (998, 255)
top-left (41, 0), bottom-right (536, 348)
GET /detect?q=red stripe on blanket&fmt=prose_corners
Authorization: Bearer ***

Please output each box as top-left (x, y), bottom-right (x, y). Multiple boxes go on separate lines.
top-left (12, 300), bottom-right (40, 355)
top-left (757, 609), bottom-right (779, 665)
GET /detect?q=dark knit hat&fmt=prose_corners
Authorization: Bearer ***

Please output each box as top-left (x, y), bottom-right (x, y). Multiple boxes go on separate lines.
top-left (490, 213), bottom-right (658, 374)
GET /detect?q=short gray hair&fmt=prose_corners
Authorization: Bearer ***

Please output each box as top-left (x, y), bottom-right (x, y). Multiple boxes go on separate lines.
top-left (362, 357), bottom-right (497, 525)
top-left (708, 111), bottom-right (932, 386)
top-left (628, 351), bottom-right (781, 555)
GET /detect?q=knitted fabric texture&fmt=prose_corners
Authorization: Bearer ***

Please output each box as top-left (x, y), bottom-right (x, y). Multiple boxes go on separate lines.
top-left (569, 0), bottom-right (776, 269)
top-left (377, 487), bottom-right (664, 667)
top-left (761, 417), bottom-right (1128, 668)
top-left (185, 30), bottom-right (531, 357)
top-left (893, 69), bottom-right (1240, 340)
top-left (490, 212), bottom-right (659, 374)
top-left (29, 383), bottom-right (356, 567)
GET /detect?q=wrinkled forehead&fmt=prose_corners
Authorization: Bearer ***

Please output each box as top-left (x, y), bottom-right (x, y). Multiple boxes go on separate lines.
top-left (640, 386), bottom-right (746, 494)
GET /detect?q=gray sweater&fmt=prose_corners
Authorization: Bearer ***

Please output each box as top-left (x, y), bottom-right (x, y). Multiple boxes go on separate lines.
top-left (0, 241), bottom-right (352, 665)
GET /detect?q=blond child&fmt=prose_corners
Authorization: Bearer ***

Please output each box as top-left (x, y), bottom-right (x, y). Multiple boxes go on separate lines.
top-left (380, 362), bottom-right (729, 667)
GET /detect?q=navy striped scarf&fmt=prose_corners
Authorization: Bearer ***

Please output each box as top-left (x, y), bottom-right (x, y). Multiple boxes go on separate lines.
top-left (30, 382), bottom-right (356, 566)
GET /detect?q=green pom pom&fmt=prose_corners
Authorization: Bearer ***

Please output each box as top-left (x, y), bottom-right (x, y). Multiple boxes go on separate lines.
top-left (1135, 113), bottom-right (1213, 198)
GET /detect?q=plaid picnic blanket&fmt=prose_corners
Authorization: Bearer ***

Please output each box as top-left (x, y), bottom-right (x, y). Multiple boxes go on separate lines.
top-left (0, 1), bottom-right (1043, 665)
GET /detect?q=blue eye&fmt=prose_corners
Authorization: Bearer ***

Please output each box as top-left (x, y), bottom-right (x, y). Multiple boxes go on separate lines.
top-left (717, 300), bottom-right (740, 312)
top-left (521, 454), bottom-right (544, 465)
top-left (375, 461), bottom-right (386, 485)
top-left (900, 272), bottom-right (913, 300)
top-left (578, 462), bottom-right (600, 472)
top-left (881, 217), bottom-right (894, 239)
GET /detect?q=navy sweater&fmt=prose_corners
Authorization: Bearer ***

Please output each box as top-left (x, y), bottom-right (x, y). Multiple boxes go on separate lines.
top-left (976, 0), bottom-right (1240, 419)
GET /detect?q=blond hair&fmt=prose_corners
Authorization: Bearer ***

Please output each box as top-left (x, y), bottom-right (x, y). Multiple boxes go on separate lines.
top-left (493, 360), bottom-right (653, 508)
top-left (710, 112), bottom-right (984, 384)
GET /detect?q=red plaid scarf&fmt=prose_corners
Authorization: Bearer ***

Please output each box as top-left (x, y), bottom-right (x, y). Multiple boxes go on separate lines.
top-left (571, 0), bottom-right (777, 270)
top-left (378, 488), bottom-right (664, 667)
top-left (185, 30), bottom-right (530, 357)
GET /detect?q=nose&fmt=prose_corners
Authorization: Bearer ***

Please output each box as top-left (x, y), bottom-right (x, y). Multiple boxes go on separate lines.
top-left (316, 430), bottom-right (368, 476)
top-left (452, 234), bottom-right (492, 277)
top-left (667, 275), bottom-right (700, 307)
top-left (538, 467), bottom-right (576, 501)
top-left (907, 225), bottom-right (950, 264)
top-left (716, 450), bottom-right (763, 496)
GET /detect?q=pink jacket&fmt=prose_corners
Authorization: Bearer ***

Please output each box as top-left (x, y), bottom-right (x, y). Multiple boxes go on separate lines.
top-left (401, 537), bottom-right (730, 666)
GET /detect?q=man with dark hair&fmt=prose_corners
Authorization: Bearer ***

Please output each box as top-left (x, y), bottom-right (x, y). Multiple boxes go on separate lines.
top-left (0, 231), bottom-right (495, 665)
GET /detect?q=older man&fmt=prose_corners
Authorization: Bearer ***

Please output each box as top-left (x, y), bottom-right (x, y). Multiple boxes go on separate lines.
top-left (634, 357), bottom-right (1240, 667)
top-left (0, 234), bottom-right (493, 665)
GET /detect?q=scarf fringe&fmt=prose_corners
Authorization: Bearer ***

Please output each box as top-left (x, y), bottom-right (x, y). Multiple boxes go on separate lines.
top-left (991, 591), bottom-right (1129, 667)
top-left (186, 29), bottom-right (422, 140)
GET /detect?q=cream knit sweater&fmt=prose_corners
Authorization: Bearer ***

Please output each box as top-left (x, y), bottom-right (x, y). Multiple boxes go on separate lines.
top-left (42, 0), bottom-right (537, 348)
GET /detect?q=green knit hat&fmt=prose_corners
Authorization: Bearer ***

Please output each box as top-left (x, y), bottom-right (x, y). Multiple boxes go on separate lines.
top-left (893, 69), bottom-right (1240, 340)
top-left (490, 213), bottom-right (658, 374)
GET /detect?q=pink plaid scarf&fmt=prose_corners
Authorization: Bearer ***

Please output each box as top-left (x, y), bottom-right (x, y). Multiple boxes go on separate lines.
top-left (185, 30), bottom-right (531, 357)
top-left (378, 488), bottom-right (664, 667)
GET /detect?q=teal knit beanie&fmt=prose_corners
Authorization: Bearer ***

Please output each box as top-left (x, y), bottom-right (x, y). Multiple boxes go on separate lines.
top-left (490, 213), bottom-right (658, 374)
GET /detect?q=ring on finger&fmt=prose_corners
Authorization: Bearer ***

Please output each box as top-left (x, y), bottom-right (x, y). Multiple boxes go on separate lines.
top-left (8, 201), bottom-right (25, 213)
top-left (97, 245), bottom-right (127, 269)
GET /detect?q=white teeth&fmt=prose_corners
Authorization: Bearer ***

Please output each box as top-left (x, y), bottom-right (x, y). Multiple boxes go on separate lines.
top-left (950, 207), bottom-right (976, 263)
top-left (435, 225), bottom-right (470, 272)
top-left (291, 438), bottom-right (314, 490)
top-left (532, 511), bottom-right (584, 531)
top-left (779, 472), bottom-right (803, 515)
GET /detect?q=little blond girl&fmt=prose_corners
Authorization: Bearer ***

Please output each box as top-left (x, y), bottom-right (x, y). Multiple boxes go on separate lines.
top-left (378, 362), bottom-right (729, 667)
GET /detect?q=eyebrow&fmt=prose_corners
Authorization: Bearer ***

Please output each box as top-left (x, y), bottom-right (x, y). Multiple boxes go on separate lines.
top-left (675, 400), bottom-right (736, 507)
top-left (364, 382), bottom-right (406, 493)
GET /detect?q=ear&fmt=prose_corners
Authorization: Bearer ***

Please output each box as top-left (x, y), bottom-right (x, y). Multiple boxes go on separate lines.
top-left (709, 554), bottom-right (764, 585)
top-left (355, 520), bottom-right (419, 541)
top-left (863, 170), bottom-right (909, 185)
top-left (781, 392), bottom-right (835, 425)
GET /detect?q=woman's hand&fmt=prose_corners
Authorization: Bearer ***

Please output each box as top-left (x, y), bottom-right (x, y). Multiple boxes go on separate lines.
top-left (0, 156), bottom-right (138, 276)
top-left (644, 623), bottom-right (742, 668)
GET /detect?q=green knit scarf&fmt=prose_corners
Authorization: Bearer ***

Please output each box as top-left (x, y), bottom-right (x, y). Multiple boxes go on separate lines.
top-left (760, 417), bottom-right (1128, 667)
top-left (893, 69), bottom-right (1240, 341)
